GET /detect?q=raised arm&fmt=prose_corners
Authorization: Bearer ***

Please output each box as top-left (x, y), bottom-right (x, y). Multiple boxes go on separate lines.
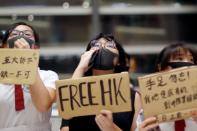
top-left (15, 38), bottom-right (58, 112)
top-left (72, 49), bottom-right (97, 78)
top-left (29, 70), bottom-right (58, 112)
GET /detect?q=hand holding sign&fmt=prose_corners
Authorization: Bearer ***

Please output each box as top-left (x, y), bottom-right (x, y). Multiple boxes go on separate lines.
top-left (139, 117), bottom-right (159, 131)
top-left (95, 110), bottom-right (115, 131)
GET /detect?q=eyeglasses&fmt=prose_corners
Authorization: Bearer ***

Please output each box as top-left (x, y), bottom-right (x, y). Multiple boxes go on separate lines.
top-left (90, 40), bottom-right (117, 49)
top-left (9, 30), bottom-right (34, 38)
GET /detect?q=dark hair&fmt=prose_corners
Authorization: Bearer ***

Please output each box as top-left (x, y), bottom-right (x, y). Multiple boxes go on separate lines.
top-left (85, 33), bottom-right (128, 76)
top-left (155, 42), bottom-right (197, 71)
top-left (2, 22), bottom-right (40, 48)
top-left (0, 30), bottom-right (4, 40)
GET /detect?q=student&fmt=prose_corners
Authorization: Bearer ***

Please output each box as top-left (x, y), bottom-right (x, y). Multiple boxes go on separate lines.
top-left (60, 33), bottom-right (141, 131)
top-left (0, 22), bottom-right (59, 131)
top-left (137, 42), bottom-right (197, 131)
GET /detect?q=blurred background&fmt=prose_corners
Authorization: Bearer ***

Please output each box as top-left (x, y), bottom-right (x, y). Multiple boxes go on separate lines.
top-left (0, 0), bottom-right (197, 130)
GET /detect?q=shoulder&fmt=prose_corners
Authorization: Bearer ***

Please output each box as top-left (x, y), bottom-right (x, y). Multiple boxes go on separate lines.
top-left (39, 69), bottom-right (58, 76)
top-left (185, 118), bottom-right (197, 130)
top-left (38, 69), bottom-right (59, 89)
top-left (39, 69), bottom-right (59, 80)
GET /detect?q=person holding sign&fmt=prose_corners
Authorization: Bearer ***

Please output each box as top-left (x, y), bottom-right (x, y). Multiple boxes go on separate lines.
top-left (60, 33), bottom-right (141, 131)
top-left (137, 42), bottom-right (197, 131)
top-left (0, 22), bottom-right (59, 131)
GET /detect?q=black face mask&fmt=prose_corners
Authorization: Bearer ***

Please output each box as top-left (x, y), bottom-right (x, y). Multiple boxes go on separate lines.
top-left (92, 48), bottom-right (118, 70)
top-left (7, 36), bottom-right (35, 48)
top-left (168, 62), bottom-right (194, 69)
top-left (114, 66), bottom-right (129, 73)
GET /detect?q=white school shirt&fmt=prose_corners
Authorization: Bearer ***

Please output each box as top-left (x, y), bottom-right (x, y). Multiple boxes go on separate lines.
top-left (0, 70), bottom-right (59, 131)
top-left (159, 118), bottom-right (197, 131)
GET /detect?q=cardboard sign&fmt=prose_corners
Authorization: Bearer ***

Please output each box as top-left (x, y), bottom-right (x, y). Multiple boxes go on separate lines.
top-left (0, 49), bottom-right (39, 85)
top-left (56, 72), bottom-right (131, 119)
top-left (138, 66), bottom-right (197, 123)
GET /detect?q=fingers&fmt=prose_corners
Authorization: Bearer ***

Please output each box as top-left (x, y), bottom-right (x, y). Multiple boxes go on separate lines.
top-left (82, 48), bottom-right (98, 57)
top-left (78, 49), bottom-right (98, 70)
top-left (95, 110), bottom-right (115, 131)
top-left (77, 52), bottom-right (93, 72)
top-left (95, 114), bottom-right (114, 131)
top-left (95, 114), bottom-right (105, 130)
top-left (81, 49), bottom-right (95, 60)
top-left (140, 117), bottom-right (157, 127)
top-left (100, 110), bottom-right (113, 121)
top-left (139, 117), bottom-right (159, 131)
top-left (90, 47), bottom-right (99, 51)
top-left (142, 123), bottom-right (159, 131)
top-left (14, 38), bottom-right (30, 49)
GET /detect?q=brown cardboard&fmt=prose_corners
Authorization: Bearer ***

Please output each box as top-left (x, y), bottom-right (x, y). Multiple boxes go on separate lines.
top-left (138, 66), bottom-right (197, 122)
top-left (0, 49), bottom-right (39, 85)
top-left (56, 72), bottom-right (131, 119)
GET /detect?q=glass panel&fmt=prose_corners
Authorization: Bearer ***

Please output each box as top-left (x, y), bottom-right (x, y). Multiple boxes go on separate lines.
top-left (1, 0), bottom-right (196, 7)
top-left (0, 0), bottom-right (197, 80)
top-left (100, 0), bottom-right (197, 5)
top-left (0, 0), bottom-right (86, 6)
top-left (0, 15), bottom-right (92, 46)
top-left (1, 14), bottom-right (197, 46)
top-left (100, 14), bottom-right (197, 45)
